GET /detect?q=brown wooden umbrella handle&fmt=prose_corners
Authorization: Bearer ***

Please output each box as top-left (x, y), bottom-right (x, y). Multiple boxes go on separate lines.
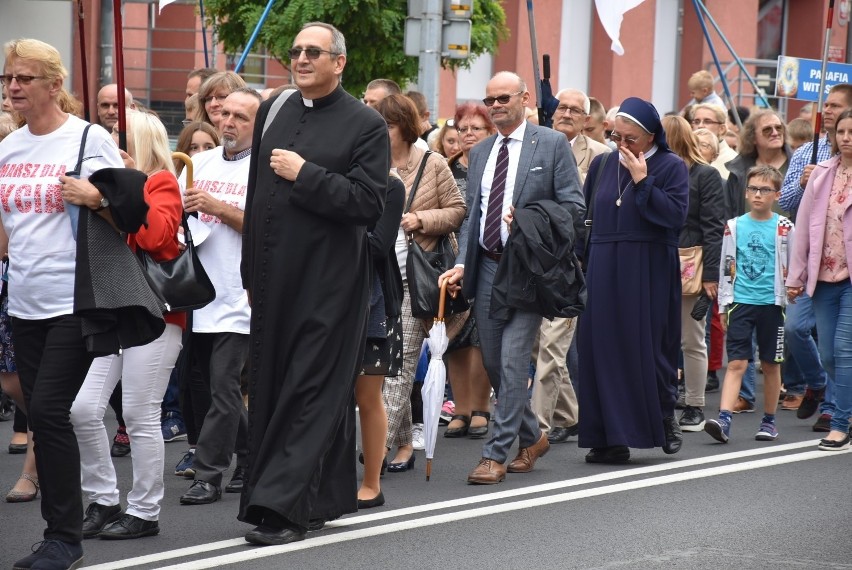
top-left (437, 278), bottom-right (448, 322)
top-left (172, 152), bottom-right (193, 188)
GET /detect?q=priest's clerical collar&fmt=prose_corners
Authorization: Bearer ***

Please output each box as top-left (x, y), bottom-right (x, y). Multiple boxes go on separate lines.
top-left (300, 85), bottom-right (345, 109)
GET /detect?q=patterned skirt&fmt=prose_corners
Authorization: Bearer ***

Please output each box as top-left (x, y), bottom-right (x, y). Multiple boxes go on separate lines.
top-left (360, 315), bottom-right (403, 377)
top-left (0, 292), bottom-right (16, 373)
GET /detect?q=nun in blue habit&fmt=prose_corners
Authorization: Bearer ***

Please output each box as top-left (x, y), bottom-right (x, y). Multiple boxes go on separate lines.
top-left (577, 97), bottom-right (689, 463)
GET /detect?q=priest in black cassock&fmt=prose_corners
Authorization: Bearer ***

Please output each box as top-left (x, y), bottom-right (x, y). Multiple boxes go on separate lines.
top-left (239, 22), bottom-right (388, 546)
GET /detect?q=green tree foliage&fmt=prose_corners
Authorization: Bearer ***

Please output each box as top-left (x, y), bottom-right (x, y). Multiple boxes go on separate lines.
top-left (202, 0), bottom-right (508, 98)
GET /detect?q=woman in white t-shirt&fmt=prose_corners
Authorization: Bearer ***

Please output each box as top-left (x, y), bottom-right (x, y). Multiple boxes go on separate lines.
top-left (70, 110), bottom-right (185, 539)
top-left (0, 39), bottom-right (124, 569)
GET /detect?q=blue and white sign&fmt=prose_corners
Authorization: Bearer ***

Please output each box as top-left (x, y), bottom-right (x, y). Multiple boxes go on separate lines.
top-left (776, 56), bottom-right (852, 101)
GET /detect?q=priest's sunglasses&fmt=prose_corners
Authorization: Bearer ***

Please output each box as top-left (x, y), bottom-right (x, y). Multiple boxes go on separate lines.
top-left (0, 75), bottom-right (46, 86)
top-left (482, 91), bottom-right (523, 107)
top-left (288, 47), bottom-right (339, 60)
top-left (746, 185), bottom-right (778, 195)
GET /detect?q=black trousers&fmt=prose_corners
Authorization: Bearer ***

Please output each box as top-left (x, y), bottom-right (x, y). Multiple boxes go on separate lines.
top-left (13, 315), bottom-right (95, 544)
top-left (191, 332), bottom-right (249, 487)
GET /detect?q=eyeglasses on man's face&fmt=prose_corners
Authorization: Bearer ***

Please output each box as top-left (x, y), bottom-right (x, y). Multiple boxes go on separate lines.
top-left (760, 124), bottom-right (784, 137)
top-left (746, 185), bottom-right (778, 195)
top-left (0, 75), bottom-right (45, 86)
top-left (482, 91), bottom-right (522, 107)
top-left (288, 47), bottom-right (339, 60)
top-left (555, 105), bottom-right (585, 117)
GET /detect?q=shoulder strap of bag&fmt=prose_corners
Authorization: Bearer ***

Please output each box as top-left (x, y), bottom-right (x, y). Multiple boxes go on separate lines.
top-left (583, 151), bottom-right (610, 229)
top-left (68, 124), bottom-right (93, 176)
top-left (262, 89), bottom-right (297, 138)
top-left (404, 150), bottom-right (431, 214)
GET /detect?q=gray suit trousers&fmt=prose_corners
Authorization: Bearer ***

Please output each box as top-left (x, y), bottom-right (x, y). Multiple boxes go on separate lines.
top-left (475, 257), bottom-right (542, 463)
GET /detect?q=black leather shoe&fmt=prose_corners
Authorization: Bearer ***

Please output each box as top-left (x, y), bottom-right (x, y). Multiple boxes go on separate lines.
top-left (225, 466), bottom-right (245, 493)
top-left (662, 416), bottom-right (683, 455)
top-left (307, 518), bottom-right (327, 532)
top-left (82, 502), bottom-right (122, 538)
top-left (387, 454), bottom-right (415, 472)
top-left (98, 513), bottom-right (160, 540)
top-left (443, 414), bottom-right (470, 438)
top-left (245, 524), bottom-right (306, 546)
top-left (585, 446), bottom-right (630, 464)
top-left (467, 411), bottom-right (491, 439)
top-left (547, 424), bottom-right (579, 444)
top-left (357, 491), bottom-right (385, 509)
top-left (179, 480), bottom-right (222, 505)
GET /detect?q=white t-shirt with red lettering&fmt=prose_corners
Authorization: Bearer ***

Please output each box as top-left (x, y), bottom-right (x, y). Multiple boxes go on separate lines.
top-left (179, 147), bottom-right (251, 334)
top-left (0, 115), bottom-right (123, 319)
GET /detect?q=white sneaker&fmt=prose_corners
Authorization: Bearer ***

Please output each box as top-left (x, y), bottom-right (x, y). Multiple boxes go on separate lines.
top-left (412, 423), bottom-right (425, 450)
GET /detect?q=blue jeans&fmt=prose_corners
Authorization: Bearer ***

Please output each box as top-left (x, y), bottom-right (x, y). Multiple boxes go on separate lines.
top-left (811, 281), bottom-right (852, 433)
top-left (783, 292), bottom-right (828, 394)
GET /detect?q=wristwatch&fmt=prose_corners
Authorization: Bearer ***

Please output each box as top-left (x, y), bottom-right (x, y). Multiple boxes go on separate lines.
top-left (95, 195), bottom-right (109, 211)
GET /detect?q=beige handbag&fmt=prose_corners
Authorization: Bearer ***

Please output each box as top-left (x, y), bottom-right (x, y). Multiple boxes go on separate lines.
top-left (679, 246), bottom-right (704, 296)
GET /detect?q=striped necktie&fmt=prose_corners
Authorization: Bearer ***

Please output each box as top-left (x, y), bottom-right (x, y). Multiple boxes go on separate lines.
top-left (483, 137), bottom-right (510, 252)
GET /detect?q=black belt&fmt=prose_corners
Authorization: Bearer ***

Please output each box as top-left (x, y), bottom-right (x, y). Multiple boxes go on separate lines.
top-left (481, 248), bottom-right (502, 262)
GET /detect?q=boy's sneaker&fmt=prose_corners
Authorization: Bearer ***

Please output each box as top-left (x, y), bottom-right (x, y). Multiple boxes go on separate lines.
top-left (13, 539), bottom-right (83, 570)
top-left (174, 449), bottom-right (196, 478)
top-left (161, 412), bottom-right (187, 442)
top-left (704, 418), bottom-right (730, 443)
top-left (812, 413), bottom-right (832, 432)
top-left (439, 401), bottom-right (455, 425)
top-left (755, 420), bottom-right (779, 441)
top-left (411, 423), bottom-right (425, 450)
top-left (678, 406), bottom-right (706, 432)
top-left (797, 387), bottom-right (824, 420)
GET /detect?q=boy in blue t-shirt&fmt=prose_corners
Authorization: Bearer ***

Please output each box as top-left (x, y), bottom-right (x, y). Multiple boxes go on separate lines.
top-left (707, 165), bottom-right (794, 443)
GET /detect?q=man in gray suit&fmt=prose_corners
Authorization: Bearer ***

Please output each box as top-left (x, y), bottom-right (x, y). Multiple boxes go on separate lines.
top-left (439, 71), bottom-right (585, 484)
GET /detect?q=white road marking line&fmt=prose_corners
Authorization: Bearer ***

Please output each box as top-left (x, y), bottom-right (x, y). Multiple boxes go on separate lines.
top-left (80, 440), bottom-right (825, 570)
top-left (148, 449), bottom-right (841, 569)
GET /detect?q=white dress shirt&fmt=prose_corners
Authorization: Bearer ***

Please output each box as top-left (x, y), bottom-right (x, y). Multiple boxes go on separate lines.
top-left (478, 120), bottom-right (527, 249)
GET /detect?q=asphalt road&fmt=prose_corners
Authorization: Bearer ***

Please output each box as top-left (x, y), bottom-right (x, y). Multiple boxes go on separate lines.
top-left (1, 383), bottom-right (851, 570)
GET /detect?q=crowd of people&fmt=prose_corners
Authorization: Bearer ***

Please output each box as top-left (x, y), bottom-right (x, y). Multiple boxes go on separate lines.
top-left (1, 23), bottom-right (851, 570)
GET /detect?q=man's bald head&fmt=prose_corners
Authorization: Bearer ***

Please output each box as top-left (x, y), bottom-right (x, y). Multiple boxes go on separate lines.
top-left (97, 83), bottom-right (135, 130)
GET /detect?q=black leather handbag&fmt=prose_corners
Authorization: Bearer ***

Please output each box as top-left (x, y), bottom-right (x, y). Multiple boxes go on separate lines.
top-left (404, 152), bottom-right (470, 319)
top-left (137, 214), bottom-right (216, 312)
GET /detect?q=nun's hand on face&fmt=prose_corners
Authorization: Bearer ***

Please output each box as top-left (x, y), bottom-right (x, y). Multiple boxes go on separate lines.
top-left (618, 146), bottom-right (647, 184)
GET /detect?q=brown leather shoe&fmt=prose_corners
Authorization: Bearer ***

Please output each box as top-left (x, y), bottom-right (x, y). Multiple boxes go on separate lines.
top-left (466, 458), bottom-right (506, 484)
top-left (732, 396), bottom-right (755, 414)
top-left (507, 431), bottom-right (550, 473)
top-left (781, 394), bottom-right (804, 411)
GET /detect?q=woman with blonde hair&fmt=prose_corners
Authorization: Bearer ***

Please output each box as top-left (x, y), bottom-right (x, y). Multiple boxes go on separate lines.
top-left (196, 71), bottom-right (246, 129)
top-left (70, 109), bottom-right (185, 540)
top-left (1, 37), bottom-right (126, 568)
top-left (661, 115), bottom-right (725, 433)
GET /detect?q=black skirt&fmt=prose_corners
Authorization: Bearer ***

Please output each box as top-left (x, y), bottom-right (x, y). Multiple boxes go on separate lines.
top-left (360, 315), bottom-right (403, 377)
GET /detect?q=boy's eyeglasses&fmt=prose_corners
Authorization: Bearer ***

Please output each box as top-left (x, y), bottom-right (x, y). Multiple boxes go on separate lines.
top-left (746, 185), bottom-right (777, 195)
